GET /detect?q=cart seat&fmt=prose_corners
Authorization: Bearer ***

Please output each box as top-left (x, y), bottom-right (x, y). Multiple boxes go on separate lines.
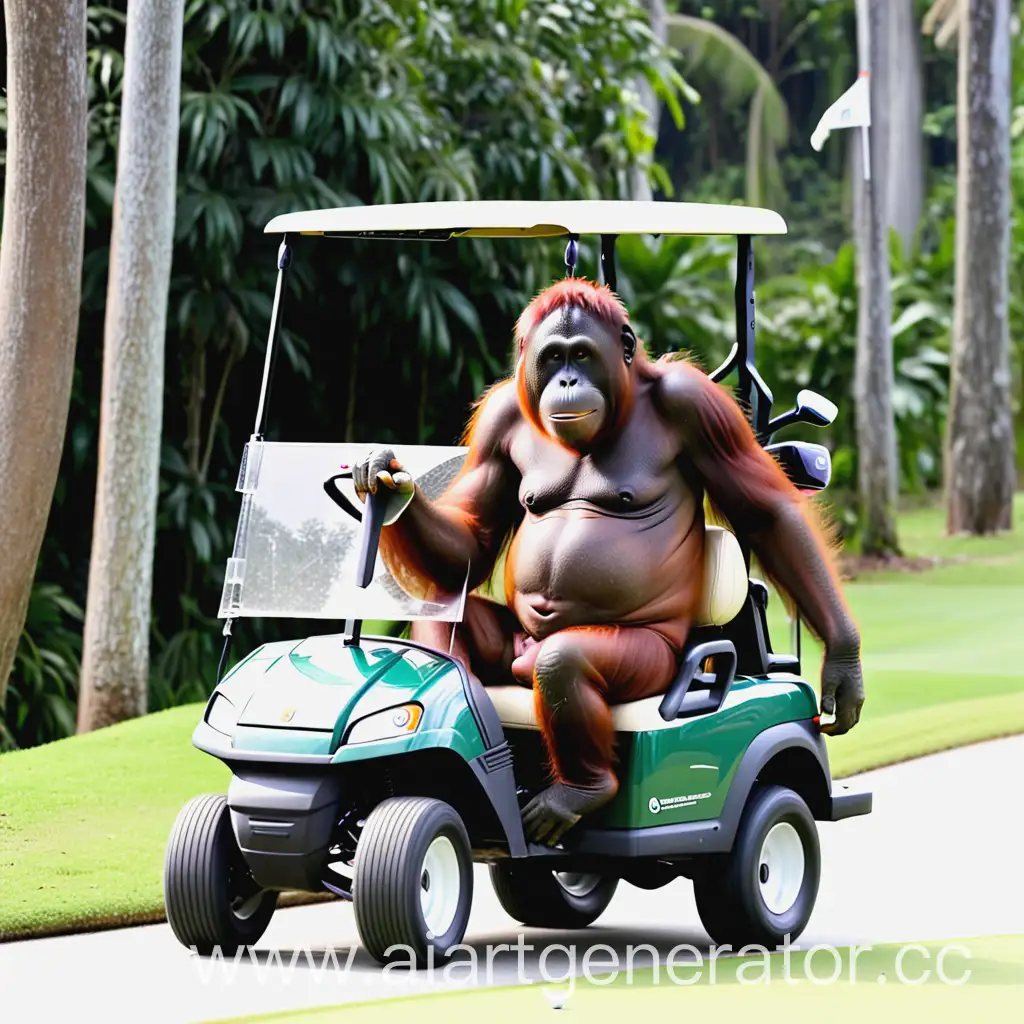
top-left (486, 526), bottom-right (747, 733)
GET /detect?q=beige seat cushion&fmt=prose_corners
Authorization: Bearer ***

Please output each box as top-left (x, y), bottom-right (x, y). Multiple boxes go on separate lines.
top-left (484, 526), bottom-right (747, 732)
top-left (698, 525), bottom-right (747, 626)
top-left (487, 685), bottom-right (676, 733)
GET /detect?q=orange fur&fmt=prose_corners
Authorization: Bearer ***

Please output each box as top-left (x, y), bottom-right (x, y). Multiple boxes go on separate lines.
top-left (656, 358), bottom-right (848, 636)
top-left (514, 277), bottom-right (630, 355)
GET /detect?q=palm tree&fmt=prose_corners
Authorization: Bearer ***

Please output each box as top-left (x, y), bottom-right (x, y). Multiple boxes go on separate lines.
top-left (925, 0), bottom-right (1016, 533)
top-left (887, 0), bottom-right (926, 257)
top-left (665, 11), bottom-right (789, 207)
top-left (632, 0), bottom-right (669, 202)
top-left (852, 0), bottom-right (900, 556)
top-left (924, 0), bottom-right (965, 46)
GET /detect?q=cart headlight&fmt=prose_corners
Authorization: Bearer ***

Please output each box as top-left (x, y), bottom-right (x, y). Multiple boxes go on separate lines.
top-left (346, 703), bottom-right (422, 745)
top-left (206, 693), bottom-right (239, 736)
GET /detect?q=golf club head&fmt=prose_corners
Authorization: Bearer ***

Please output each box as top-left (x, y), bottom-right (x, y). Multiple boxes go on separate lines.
top-left (796, 389), bottom-right (838, 428)
top-left (765, 440), bottom-right (832, 492)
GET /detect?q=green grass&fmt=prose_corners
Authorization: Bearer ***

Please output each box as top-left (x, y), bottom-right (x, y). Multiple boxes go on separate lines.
top-left (769, 494), bottom-right (1024, 772)
top-left (207, 935), bottom-right (1024, 1023)
top-left (0, 705), bottom-right (228, 940)
top-left (1, 498), bottom-right (1021, 942)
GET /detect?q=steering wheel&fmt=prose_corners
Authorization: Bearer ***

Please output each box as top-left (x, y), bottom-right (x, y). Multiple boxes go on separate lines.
top-left (323, 468), bottom-right (392, 589)
top-left (323, 470), bottom-right (365, 522)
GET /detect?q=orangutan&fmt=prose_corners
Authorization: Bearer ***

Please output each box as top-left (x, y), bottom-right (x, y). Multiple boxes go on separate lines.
top-left (353, 278), bottom-right (863, 845)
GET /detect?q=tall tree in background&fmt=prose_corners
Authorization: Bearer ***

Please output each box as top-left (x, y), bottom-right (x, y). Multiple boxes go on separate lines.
top-left (633, 0), bottom-right (668, 201)
top-left (77, 0), bottom-right (186, 731)
top-left (854, 0), bottom-right (900, 555)
top-left (0, 1), bottom-right (88, 708)
top-left (939, 0), bottom-right (1016, 533)
top-left (887, 0), bottom-right (925, 256)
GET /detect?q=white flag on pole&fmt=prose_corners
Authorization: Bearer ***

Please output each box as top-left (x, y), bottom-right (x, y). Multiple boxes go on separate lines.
top-left (810, 72), bottom-right (871, 152)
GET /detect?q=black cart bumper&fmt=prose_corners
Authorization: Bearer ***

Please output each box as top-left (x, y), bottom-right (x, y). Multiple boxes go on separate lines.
top-left (228, 769), bottom-right (343, 891)
top-left (829, 782), bottom-right (873, 820)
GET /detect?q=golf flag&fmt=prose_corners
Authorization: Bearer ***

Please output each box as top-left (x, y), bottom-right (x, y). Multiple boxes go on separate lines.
top-left (810, 71), bottom-right (872, 179)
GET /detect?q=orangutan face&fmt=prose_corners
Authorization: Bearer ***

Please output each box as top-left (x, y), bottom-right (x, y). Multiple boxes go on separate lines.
top-left (522, 305), bottom-right (632, 449)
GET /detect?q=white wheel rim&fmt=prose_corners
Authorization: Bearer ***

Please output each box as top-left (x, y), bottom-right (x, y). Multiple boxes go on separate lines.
top-left (757, 822), bottom-right (805, 915)
top-left (555, 872), bottom-right (601, 898)
top-left (420, 835), bottom-right (461, 938)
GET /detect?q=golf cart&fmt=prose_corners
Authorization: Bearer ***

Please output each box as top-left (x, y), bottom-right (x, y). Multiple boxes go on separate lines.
top-left (163, 200), bottom-right (871, 965)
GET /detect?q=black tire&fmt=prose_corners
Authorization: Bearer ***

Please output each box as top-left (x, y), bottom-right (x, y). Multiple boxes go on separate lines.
top-left (164, 793), bottom-right (277, 955)
top-left (490, 862), bottom-right (618, 928)
top-left (694, 784), bottom-right (820, 948)
top-left (354, 797), bottom-right (473, 966)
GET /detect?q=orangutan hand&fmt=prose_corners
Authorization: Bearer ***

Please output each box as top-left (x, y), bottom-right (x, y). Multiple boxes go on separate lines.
top-left (352, 447), bottom-right (413, 501)
top-left (819, 642), bottom-right (864, 736)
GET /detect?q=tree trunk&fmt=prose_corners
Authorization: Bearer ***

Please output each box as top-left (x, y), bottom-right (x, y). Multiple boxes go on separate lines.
top-left (631, 0), bottom-right (667, 201)
top-left (77, 0), bottom-right (185, 732)
top-left (853, 0), bottom-right (901, 556)
top-left (887, 0), bottom-right (925, 257)
top-left (0, 1), bottom-right (88, 709)
top-left (945, 0), bottom-right (1015, 534)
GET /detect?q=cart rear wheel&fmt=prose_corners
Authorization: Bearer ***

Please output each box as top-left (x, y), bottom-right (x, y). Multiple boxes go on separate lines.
top-left (490, 862), bottom-right (618, 928)
top-left (353, 797), bottom-right (473, 966)
top-left (164, 793), bottom-right (277, 955)
top-left (694, 784), bottom-right (819, 948)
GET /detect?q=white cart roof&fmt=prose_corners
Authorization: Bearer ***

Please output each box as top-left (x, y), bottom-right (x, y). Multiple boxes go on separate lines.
top-left (263, 200), bottom-right (787, 238)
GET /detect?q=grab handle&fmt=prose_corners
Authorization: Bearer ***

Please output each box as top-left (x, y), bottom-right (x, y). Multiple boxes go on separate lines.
top-left (659, 640), bottom-right (738, 721)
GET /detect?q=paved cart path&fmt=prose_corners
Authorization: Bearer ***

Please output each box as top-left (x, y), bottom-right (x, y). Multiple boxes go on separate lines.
top-left (3, 736), bottom-right (1023, 1023)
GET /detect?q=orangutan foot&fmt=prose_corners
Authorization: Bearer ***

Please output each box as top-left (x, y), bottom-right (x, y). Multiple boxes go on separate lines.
top-left (521, 773), bottom-right (618, 846)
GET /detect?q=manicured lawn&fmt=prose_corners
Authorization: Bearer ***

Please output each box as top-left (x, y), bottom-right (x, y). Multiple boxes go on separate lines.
top-left (768, 494), bottom-right (1024, 774)
top-left (0, 704), bottom-right (227, 940)
top-left (1, 498), bottom-right (1021, 941)
top-left (207, 935), bottom-right (1024, 1023)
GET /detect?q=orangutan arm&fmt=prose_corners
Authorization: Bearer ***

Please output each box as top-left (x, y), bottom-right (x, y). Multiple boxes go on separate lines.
top-left (355, 381), bottom-right (522, 597)
top-left (660, 364), bottom-right (863, 734)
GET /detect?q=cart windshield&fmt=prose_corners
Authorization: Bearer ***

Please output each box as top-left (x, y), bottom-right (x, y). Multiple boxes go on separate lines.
top-left (218, 441), bottom-right (469, 623)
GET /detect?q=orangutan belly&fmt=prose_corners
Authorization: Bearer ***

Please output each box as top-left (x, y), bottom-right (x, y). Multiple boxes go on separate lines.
top-left (508, 496), bottom-right (702, 639)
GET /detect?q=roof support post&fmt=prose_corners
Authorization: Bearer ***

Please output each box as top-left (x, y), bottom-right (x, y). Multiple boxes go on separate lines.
top-left (253, 234), bottom-right (293, 438)
top-left (599, 234), bottom-right (618, 291)
top-left (732, 234), bottom-right (773, 441)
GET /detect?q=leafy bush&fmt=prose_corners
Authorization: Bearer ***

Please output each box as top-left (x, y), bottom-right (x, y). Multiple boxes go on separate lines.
top-left (615, 232), bottom-right (735, 365)
top-left (756, 226), bottom-right (953, 498)
top-left (2, 585), bottom-right (83, 751)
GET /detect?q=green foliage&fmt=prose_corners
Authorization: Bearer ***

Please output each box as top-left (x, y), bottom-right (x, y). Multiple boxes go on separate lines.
top-left (1, 585), bottom-right (83, 751)
top-left (666, 11), bottom-right (789, 207)
top-left (615, 212), bottom-right (957, 540)
top-left (755, 224), bottom-right (954, 518)
top-left (1, 0), bottom-right (684, 747)
top-left (4, 0), bottom-right (1017, 748)
top-left (660, 1), bottom-right (858, 207)
top-left (615, 232), bottom-right (735, 365)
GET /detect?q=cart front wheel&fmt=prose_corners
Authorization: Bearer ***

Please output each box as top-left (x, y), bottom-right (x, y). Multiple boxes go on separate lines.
top-left (354, 797), bottom-right (473, 966)
top-left (694, 783), bottom-right (819, 948)
top-left (164, 793), bottom-right (277, 955)
top-left (490, 862), bottom-right (618, 928)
